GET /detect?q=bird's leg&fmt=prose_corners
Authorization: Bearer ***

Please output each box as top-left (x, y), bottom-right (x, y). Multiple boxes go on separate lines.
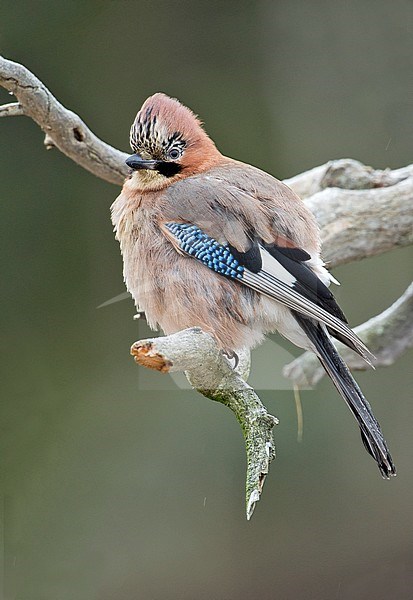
top-left (133, 306), bottom-right (146, 320)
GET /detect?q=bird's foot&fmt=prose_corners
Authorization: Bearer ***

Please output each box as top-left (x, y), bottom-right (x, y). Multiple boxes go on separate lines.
top-left (221, 349), bottom-right (240, 370)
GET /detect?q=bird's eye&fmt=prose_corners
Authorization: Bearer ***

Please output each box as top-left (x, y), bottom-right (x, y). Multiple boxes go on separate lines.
top-left (168, 148), bottom-right (181, 160)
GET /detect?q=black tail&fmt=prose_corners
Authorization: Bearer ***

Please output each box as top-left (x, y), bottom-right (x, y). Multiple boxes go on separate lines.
top-left (294, 313), bottom-right (396, 478)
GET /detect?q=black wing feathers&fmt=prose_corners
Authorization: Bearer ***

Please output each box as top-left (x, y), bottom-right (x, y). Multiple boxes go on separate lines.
top-left (230, 238), bottom-right (348, 323)
top-left (266, 243), bottom-right (348, 323)
top-left (228, 240), bottom-right (262, 273)
top-left (265, 244), bottom-right (311, 262)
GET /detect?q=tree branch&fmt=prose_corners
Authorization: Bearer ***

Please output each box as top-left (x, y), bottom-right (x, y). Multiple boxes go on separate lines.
top-left (301, 162), bottom-right (413, 267)
top-left (284, 282), bottom-right (413, 387)
top-left (0, 101), bottom-right (23, 117)
top-left (285, 157), bottom-right (412, 199)
top-left (130, 328), bottom-right (278, 520)
top-left (2, 55), bottom-right (412, 516)
top-left (0, 55), bottom-right (128, 184)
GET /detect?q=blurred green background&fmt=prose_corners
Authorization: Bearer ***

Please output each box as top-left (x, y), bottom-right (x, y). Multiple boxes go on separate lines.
top-left (1, 1), bottom-right (412, 598)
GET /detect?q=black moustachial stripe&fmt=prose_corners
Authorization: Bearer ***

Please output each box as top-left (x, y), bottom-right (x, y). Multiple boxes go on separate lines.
top-left (156, 162), bottom-right (182, 177)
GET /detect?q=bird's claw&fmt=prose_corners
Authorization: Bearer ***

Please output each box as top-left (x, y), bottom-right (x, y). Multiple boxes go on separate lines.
top-left (221, 349), bottom-right (240, 370)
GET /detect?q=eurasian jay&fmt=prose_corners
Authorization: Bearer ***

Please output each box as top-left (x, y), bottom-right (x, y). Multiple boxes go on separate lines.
top-left (112, 93), bottom-right (395, 478)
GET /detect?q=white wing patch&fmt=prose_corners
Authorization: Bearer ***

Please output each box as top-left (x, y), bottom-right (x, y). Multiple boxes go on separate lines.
top-left (260, 246), bottom-right (296, 286)
top-left (242, 246), bottom-right (372, 364)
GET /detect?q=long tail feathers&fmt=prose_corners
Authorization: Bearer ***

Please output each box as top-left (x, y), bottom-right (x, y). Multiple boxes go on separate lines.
top-left (294, 313), bottom-right (396, 478)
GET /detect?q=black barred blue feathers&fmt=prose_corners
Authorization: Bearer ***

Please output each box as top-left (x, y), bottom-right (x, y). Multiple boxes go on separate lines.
top-left (165, 223), bottom-right (245, 280)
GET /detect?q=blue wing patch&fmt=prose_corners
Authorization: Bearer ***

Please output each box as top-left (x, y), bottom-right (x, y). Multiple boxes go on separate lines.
top-left (164, 223), bottom-right (372, 362)
top-left (165, 223), bottom-right (244, 280)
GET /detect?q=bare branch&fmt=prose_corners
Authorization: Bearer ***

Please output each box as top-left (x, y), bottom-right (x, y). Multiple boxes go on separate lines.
top-left (285, 158), bottom-right (412, 199)
top-left (303, 172), bottom-right (413, 268)
top-left (0, 55), bottom-right (128, 185)
top-left (284, 282), bottom-right (413, 387)
top-left (130, 328), bottom-right (278, 520)
top-left (0, 101), bottom-right (23, 117)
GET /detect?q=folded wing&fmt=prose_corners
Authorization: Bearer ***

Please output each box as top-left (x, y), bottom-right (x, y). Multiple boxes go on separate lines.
top-left (161, 222), bottom-right (373, 364)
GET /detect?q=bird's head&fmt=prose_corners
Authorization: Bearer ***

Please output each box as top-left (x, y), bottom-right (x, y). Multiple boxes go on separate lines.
top-left (125, 93), bottom-right (221, 191)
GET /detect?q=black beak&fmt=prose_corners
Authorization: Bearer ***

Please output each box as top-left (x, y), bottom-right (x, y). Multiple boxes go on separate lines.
top-left (125, 153), bottom-right (159, 171)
